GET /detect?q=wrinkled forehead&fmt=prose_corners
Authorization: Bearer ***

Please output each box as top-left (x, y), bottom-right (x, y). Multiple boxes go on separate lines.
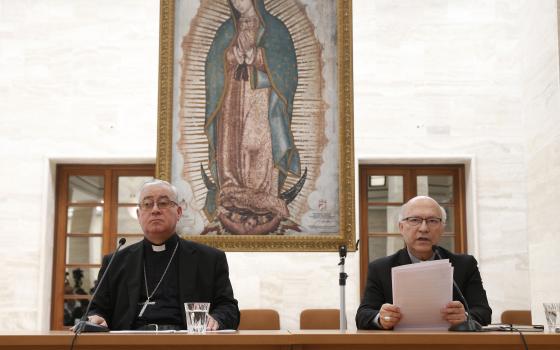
top-left (139, 183), bottom-right (175, 201)
top-left (403, 198), bottom-right (441, 217)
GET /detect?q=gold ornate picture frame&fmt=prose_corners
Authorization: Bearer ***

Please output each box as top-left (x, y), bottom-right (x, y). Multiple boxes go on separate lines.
top-left (156, 0), bottom-right (354, 251)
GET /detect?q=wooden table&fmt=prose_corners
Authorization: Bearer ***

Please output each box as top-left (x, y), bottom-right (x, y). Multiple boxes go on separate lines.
top-left (0, 330), bottom-right (558, 350)
top-left (291, 330), bottom-right (560, 350)
top-left (0, 331), bottom-right (290, 350)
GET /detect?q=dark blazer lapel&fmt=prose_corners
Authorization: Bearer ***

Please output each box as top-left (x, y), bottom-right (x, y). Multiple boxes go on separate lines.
top-left (395, 248), bottom-right (412, 267)
top-left (435, 246), bottom-right (451, 260)
top-left (123, 243), bottom-right (143, 326)
top-left (178, 239), bottom-right (198, 304)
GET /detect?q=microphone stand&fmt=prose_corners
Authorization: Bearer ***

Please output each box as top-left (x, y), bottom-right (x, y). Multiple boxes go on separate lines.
top-left (432, 245), bottom-right (482, 332)
top-left (73, 238), bottom-right (127, 334)
top-left (338, 245), bottom-right (348, 332)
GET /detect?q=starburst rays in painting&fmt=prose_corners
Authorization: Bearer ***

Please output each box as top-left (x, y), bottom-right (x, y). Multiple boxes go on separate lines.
top-left (178, 0), bottom-right (325, 228)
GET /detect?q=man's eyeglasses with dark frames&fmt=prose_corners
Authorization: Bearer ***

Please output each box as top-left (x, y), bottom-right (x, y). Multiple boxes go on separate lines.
top-left (138, 199), bottom-right (178, 211)
top-left (401, 217), bottom-right (443, 227)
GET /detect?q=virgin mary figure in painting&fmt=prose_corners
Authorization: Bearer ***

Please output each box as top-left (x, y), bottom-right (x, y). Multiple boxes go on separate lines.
top-left (203, 0), bottom-right (305, 235)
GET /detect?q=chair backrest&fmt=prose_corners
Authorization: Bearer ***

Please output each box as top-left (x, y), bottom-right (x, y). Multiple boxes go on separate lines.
top-left (300, 309), bottom-right (340, 330)
top-left (238, 309), bottom-right (280, 330)
top-left (501, 310), bottom-right (532, 325)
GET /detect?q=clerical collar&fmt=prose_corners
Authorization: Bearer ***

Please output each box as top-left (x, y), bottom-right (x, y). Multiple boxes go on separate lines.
top-left (407, 247), bottom-right (435, 263)
top-left (152, 244), bottom-right (166, 252)
top-left (143, 234), bottom-right (179, 252)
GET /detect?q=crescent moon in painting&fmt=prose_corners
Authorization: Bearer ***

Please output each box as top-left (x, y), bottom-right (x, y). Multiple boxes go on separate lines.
top-left (177, 0), bottom-right (325, 235)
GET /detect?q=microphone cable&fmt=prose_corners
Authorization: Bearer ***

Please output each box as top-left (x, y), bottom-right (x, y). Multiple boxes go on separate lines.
top-left (69, 238), bottom-right (126, 350)
top-left (511, 326), bottom-right (529, 350)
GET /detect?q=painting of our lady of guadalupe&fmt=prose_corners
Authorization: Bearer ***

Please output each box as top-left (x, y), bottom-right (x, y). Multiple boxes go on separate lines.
top-left (171, 0), bottom-right (345, 239)
top-left (204, 0), bottom-right (304, 235)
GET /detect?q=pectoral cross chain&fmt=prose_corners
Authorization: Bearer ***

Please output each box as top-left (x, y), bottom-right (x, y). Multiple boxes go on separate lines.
top-left (138, 298), bottom-right (156, 317)
top-left (139, 241), bottom-right (179, 318)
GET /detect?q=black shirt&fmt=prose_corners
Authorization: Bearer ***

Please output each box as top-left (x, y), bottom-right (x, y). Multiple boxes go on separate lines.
top-left (132, 234), bottom-right (183, 328)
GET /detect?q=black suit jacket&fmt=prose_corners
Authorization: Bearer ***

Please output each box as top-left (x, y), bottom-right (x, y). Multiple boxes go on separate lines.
top-left (89, 237), bottom-right (240, 330)
top-left (356, 247), bottom-right (492, 330)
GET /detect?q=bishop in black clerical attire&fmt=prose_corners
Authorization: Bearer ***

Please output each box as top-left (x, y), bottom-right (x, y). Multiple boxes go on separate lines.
top-left (87, 179), bottom-right (239, 331)
top-left (356, 196), bottom-right (491, 330)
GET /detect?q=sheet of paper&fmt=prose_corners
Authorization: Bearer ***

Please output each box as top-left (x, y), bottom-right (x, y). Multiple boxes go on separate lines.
top-left (109, 330), bottom-right (177, 334)
top-left (109, 329), bottom-right (238, 334)
top-left (392, 259), bottom-right (453, 330)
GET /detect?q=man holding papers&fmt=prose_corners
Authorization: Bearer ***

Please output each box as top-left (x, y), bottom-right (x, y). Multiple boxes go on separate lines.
top-left (356, 196), bottom-right (491, 330)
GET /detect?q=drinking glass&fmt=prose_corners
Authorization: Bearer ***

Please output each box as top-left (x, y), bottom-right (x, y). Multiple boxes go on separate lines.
top-left (543, 302), bottom-right (560, 332)
top-left (184, 302), bottom-right (210, 334)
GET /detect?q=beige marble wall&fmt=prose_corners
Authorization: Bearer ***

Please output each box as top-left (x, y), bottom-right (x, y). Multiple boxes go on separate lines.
top-left (521, 0), bottom-right (560, 325)
top-left (0, 0), bottom-right (160, 330)
top-left (0, 0), bottom-right (556, 331)
top-left (353, 0), bottom-right (532, 322)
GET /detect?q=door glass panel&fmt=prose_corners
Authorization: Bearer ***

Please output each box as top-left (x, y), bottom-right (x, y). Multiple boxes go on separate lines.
top-left (442, 205), bottom-right (455, 232)
top-left (63, 298), bottom-right (89, 326)
top-left (416, 175), bottom-right (453, 204)
top-left (367, 176), bottom-right (403, 202)
top-left (64, 267), bottom-right (100, 296)
top-left (118, 176), bottom-right (153, 203)
top-left (62, 266), bottom-right (99, 326)
top-left (67, 206), bottom-right (103, 233)
top-left (68, 176), bottom-right (104, 203)
top-left (368, 236), bottom-right (403, 261)
top-left (117, 207), bottom-right (142, 233)
top-left (66, 236), bottom-right (102, 264)
top-left (438, 235), bottom-right (455, 252)
top-left (367, 205), bottom-right (400, 232)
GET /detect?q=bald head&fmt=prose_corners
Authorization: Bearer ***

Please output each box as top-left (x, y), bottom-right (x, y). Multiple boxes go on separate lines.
top-left (397, 195), bottom-right (446, 260)
top-left (398, 196), bottom-right (446, 224)
top-left (137, 179), bottom-right (178, 203)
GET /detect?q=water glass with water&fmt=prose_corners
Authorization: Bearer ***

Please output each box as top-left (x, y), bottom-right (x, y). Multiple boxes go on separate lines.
top-left (184, 302), bottom-right (210, 334)
top-left (543, 302), bottom-right (560, 332)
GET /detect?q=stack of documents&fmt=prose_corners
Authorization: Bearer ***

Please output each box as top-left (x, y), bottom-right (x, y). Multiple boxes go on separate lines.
top-left (392, 259), bottom-right (453, 330)
top-left (481, 324), bottom-right (544, 332)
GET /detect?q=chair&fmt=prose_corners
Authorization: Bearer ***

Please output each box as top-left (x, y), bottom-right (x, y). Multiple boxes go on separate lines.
top-left (300, 309), bottom-right (340, 329)
top-left (238, 309), bottom-right (280, 330)
top-left (501, 310), bottom-right (532, 325)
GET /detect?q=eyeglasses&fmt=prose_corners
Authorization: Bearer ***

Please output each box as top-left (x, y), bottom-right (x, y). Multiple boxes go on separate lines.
top-left (401, 217), bottom-right (443, 227)
top-left (138, 198), bottom-right (178, 211)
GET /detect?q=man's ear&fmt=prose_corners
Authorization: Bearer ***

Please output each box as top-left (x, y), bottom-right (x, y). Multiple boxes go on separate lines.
top-left (176, 205), bottom-right (183, 220)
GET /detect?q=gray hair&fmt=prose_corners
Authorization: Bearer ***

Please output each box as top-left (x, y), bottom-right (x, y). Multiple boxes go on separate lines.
top-left (137, 179), bottom-right (179, 203)
top-left (397, 196), bottom-right (447, 224)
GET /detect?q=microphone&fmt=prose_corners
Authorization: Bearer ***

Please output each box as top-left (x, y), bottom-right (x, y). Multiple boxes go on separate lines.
top-left (432, 245), bottom-right (482, 332)
top-left (73, 237), bottom-right (127, 333)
